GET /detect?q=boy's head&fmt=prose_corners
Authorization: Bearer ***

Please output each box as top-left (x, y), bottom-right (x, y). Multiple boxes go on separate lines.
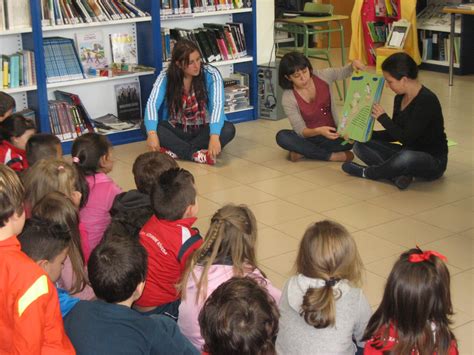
top-left (18, 217), bottom-right (70, 283)
top-left (151, 167), bottom-right (197, 221)
top-left (0, 92), bottom-right (15, 121)
top-left (199, 277), bottom-right (280, 355)
top-left (0, 114), bottom-right (36, 150)
top-left (132, 151), bottom-right (178, 195)
top-left (88, 235), bottom-right (148, 304)
top-left (0, 165), bottom-right (25, 236)
top-left (26, 133), bottom-right (62, 166)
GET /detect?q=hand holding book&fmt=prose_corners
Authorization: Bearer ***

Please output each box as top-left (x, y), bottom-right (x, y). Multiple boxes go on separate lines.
top-left (371, 103), bottom-right (386, 120)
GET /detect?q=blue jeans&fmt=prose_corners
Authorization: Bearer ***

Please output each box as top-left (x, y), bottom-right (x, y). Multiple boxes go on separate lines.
top-left (276, 129), bottom-right (353, 161)
top-left (137, 299), bottom-right (181, 321)
top-left (143, 121), bottom-right (236, 160)
top-left (354, 140), bottom-right (447, 180)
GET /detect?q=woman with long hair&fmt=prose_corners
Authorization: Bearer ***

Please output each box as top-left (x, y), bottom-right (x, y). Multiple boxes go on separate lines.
top-left (144, 39), bottom-right (235, 165)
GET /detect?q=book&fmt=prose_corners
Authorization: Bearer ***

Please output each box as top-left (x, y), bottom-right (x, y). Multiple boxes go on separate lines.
top-left (54, 90), bottom-right (95, 133)
top-left (92, 113), bottom-right (137, 132)
top-left (43, 37), bottom-right (85, 83)
top-left (114, 82), bottom-right (141, 123)
top-left (337, 71), bottom-right (385, 143)
top-left (110, 33), bottom-right (137, 66)
top-left (76, 31), bottom-right (108, 75)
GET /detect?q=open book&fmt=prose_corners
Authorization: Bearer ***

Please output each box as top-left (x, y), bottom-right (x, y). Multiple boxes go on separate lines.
top-left (337, 71), bottom-right (385, 143)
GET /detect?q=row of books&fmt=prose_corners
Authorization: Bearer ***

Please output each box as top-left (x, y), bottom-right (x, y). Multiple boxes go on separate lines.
top-left (1, 51), bottom-right (36, 89)
top-left (374, 0), bottom-right (398, 18)
top-left (419, 30), bottom-right (460, 64)
top-left (0, 0), bottom-right (31, 31)
top-left (48, 91), bottom-right (96, 141)
top-left (367, 22), bottom-right (388, 43)
top-left (162, 23), bottom-right (247, 63)
top-left (160, 0), bottom-right (252, 15)
top-left (417, 3), bottom-right (457, 28)
top-left (41, 0), bottom-right (149, 27)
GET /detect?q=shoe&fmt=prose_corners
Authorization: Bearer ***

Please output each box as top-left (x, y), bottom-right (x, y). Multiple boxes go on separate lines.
top-left (288, 151), bottom-right (304, 162)
top-left (341, 162), bottom-right (366, 178)
top-left (159, 147), bottom-right (178, 159)
top-left (392, 175), bottom-right (413, 190)
top-left (192, 149), bottom-right (216, 165)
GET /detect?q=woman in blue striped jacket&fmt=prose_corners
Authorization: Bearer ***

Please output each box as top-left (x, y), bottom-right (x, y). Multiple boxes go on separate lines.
top-left (144, 40), bottom-right (235, 165)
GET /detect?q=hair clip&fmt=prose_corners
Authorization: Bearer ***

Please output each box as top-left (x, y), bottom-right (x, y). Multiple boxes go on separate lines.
top-left (325, 277), bottom-right (340, 287)
top-left (408, 246), bottom-right (447, 263)
top-left (72, 156), bottom-right (80, 163)
top-left (57, 165), bottom-right (65, 171)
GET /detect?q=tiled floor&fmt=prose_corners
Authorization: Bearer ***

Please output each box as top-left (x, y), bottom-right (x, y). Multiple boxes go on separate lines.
top-left (109, 66), bottom-right (473, 353)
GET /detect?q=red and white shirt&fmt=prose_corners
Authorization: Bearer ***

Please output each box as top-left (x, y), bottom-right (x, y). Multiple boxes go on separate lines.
top-left (136, 215), bottom-right (203, 307)
top-left (0, 140), bottom-right (28, 172)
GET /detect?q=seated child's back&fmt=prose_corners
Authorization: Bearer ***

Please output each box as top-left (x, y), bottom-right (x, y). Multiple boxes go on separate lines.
top-left (134, 168), bottom-right (202, 317)
top-left (64, 234), bottom-right (198, 355)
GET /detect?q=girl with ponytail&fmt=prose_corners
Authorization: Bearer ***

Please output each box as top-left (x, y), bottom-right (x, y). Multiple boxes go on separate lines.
top-left (276, 220), bottom-right (371, 354)
top-left (177, 204), bottom-right (281, 351)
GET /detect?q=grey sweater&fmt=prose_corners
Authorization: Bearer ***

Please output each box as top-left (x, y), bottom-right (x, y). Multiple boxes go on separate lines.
top-left (282, 64), bottom-right (354, 137)
top-left (276, 275), bottom-right (372, 355)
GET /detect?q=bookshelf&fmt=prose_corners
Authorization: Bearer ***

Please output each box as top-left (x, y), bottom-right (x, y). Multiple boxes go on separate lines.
top-left (417, 0), bottom-right (474, 75)
top-left (0, 1), bottom-right (257, 153)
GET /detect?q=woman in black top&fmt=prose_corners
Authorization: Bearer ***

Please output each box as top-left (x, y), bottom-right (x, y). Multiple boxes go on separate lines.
top-left (342, 53), bottom-right (448, 190)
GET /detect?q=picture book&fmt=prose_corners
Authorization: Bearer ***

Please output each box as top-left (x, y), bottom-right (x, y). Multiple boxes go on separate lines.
top-left (115, 82), bottom-right (141, 123)
top-left (110, 33), bottom-right (137, 66)
top-left (76, 31), bottom-right (108, 75)
top-left (337, 71), bottom-right (385, 143)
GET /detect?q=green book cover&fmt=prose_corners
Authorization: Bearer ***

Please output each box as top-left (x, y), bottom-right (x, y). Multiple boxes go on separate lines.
top-left (338, 71), bottom-right (385, 143)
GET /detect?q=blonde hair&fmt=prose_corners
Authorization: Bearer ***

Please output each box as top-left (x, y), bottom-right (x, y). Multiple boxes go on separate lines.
top-left (23, 159), bottom-right (77, 208)
top-left (32, 191), bottom-right (88, 294)
top-left (179, 204), bottom-right (258, 302)
top-left (296, 220), bottom-right (363, 328)
top-left (0, 165), bottom-right (24, 227)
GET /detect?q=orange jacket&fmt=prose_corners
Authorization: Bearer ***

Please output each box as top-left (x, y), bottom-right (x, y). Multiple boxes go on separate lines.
top-left (0, 236), bottom-right (75, 354)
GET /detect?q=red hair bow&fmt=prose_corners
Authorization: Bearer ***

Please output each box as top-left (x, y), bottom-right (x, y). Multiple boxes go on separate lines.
top-left (408, 249), bottom-right (447, 263)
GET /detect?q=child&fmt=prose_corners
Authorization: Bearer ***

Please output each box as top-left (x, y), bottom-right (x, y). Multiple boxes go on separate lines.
top-left (199, 276), bottom-right (280, 355)
top-left (0, 114), bottom-right (36, 172)
top-left (0, 165), bottom-right (74, 354)
top-left (276, 220), bottom-right (371, 354)
top-left (23, 160), bottom-right (93, 299)
top-left (134, 167), bottom-right (203, 318)
top-left (363, 248), bottom-right (458, 354)
top-left (0, 91), bottom-right (15, 121)
top-left (26, 132), bottom-right (62, 166)
top-left (178, 204), bottom-right (281, 350)
top-left (108, 151), bottom-right (178, 238)
top-left (72, 132), bottom-right (121, 250)
top-left (64, 234), bottom-right (199, 355)
top-left (18, 216), bottom-right (80, 317)
top-left (32, 191), bottom-right (92, 300)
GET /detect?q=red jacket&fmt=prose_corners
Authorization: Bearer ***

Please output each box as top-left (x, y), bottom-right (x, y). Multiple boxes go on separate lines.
top-left (364, 323), bottom-right (459, 355)
top-left (0, 140), bottom-right (28, 172)
top-left (136, 215), bottom-right (203, 307)
top-left (0, 235), bottom-right (75, 354)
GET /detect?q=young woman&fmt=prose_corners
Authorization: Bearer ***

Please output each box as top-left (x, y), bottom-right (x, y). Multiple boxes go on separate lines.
top-left (342, 52), bottom-right (448, 190)
top-left (144, 39), bottom-right (235, 165)
top-left (276, 52), bottom-right (365, 162)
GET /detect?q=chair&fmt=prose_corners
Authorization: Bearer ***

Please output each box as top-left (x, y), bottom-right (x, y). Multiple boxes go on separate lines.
top-left (275, 3), bottom-right (345, 99)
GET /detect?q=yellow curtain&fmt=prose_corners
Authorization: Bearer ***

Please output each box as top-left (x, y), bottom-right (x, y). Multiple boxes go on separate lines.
top-left (349, 0), bottom-right (421, 65)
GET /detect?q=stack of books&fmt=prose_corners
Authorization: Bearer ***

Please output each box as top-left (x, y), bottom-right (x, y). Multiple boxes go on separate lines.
top-left (0, 0), bottom-right (31, 30)
top-left (160, 0), bottom-right (252, 16)
top-left (1, 51), bottom-right (36, 89)
top-left (223, 77), bottom-right (249, 113)
top-left (40, 0), bottom-right (150, 27)
top-left (162, 22), bottom-right (247, 63)
top-left (48, 90), bottom-right (96, 141)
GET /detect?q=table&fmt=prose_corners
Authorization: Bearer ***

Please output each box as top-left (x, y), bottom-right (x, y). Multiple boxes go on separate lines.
top-left (275, 15), bottom-right (349, 96)
top-left (442, 6), bottom-right (474, 86)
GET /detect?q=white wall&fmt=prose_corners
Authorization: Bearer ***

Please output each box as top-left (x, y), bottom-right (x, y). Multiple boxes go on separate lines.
top-left (256, 0), bottom-right (275, 64)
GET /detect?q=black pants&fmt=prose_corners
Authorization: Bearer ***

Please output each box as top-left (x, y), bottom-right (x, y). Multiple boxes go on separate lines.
top-left (354, 140), bottom-right (447, 180)
top-left (154, 121), bottom-right (236, 160)
top-left (276, 129), bottom-right (352, 161)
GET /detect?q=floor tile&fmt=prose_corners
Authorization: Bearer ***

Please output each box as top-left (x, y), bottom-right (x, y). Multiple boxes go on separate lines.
top-left (203, 185), bottom-right (277, 206)
top-left (250, 176), bottom-right (319, 198)
top-left (196, 196), bottom-right (221, 219)
top-left (451, 270), bottom-right (474, 317)
top-left (414, 205), bottom-right (474, 233)
top-left (366, 218), bottom-right (452, 248)
top-left (328, 179), bottom-right (396, 200)
top-left (293, 166), bottom-right (355, 187)
top-left (259, 265), bottom-right (288, 290)
top-left (322, 202), bottom-right (403, 230)
top-left (193, 173), bottom-right (241, 195)
top-left (262, 158), bottom-right (327, 174)
top-left (284, 188), bottom-right (359, 213)
top-left (368, 190), bottom-right (447, 216)
top-left (251, 200), bottom-right (314, 226)
top-left (260, 251), bottom-right (298, 278)
top-left (215, 163), bottom-right (284, 184)
top-left (451, 196), bottom-right (474, 213)
top-left (454, 322), bottom-right (473, 355)
top-left (352, 231), bottom-right (405, 265)
top-left (257, 227), bottom-right (300, 260)
top-left (423, 235), bottom-right (474, 271)
top-left (361, 270), bottom-right (386, 307)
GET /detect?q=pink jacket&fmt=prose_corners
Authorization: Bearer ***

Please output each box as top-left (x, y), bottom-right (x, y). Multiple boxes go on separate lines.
top-left (177, 264), bottom-right (281, 350)
top-left (80, 173), bottom-right (121, 251)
